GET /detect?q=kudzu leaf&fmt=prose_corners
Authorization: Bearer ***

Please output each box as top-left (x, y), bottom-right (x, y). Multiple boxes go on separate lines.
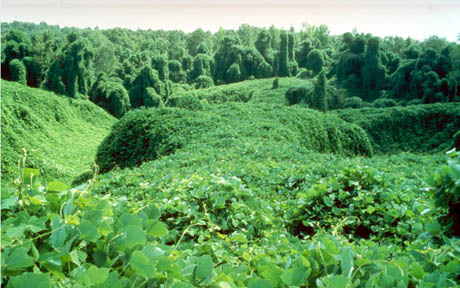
top-left (440, 260), bottom-right (458, 273)
top-left (79, 220), bottom-right (100, 242)
top-left (38, 252), bottom-right (62, 273)
top-left (86, 265), bottom-right (110, 285)
top-left (196, 255), bottom-right (213, 280)
top-left (248, 278), bottom-right (272, 288)
top-left (47, 181), bottom-right (68, 193)
top-left (49, 216), bottom-right (68, 249)
top-left (280, 266), bottom-right (309, 286)
top-left (120, 213), bottom-right (142, 227)
top-left (321, 275), bottom-right (349, 288)
top-left (9, 272), bottom-right (51, 288)
top-left (410, 262), bottom-right (424, 279)
top-left (143, 204), bottom-right (161, 220)
top-left (261, 266), bottom-right (284, 287)
top-left (341, 249), bottom-right (353, 277)
top-left (4, 247), bottom-right (34, 270)
top-left (123, 225), bottom-right (146, 248)
top-left (145, 219), bottom-right (168, 237)
top-left (23, 168), bottom-right (40, 185)
top-left (425, 221), bottom-right (442, 236)
top-left (130, 250), bottom-right (155, 279)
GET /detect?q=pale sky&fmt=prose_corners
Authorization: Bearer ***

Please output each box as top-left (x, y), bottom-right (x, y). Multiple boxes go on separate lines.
top-left (1, 0), bottom-right (459, 42)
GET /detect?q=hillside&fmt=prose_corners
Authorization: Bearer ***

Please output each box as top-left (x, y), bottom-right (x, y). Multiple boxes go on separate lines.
top-left (1, 80), bottom-right (116, 181)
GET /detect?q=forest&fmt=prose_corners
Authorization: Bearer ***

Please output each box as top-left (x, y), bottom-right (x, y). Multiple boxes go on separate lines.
top-left (1, 20), bottom-right (460, 287)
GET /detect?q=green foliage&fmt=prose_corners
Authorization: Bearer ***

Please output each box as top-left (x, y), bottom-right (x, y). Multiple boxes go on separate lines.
top-left (306, 49), bottom-right (324, 76)
top-left (278, 31), bottom-right (289, 77)
top-left (129, 65), bottom-right (166, 108)
top-left (1, 80), bottom-right (115, 181)
top-left (193, 75), bottom-right (214, 89)
top-left (90, 76), bottom-right (130, 118)
top-left (167, 95), bottom-right (203, 111)
top-left (312, 70), bottom-right (328, 111)
top-left (428, 149), bottom-right (460, 236)
top-left (343, 96), bottom-right (365, 109)
top-left (272, 77), bottom-right (279, 89)
top-left (9, 59), bottom-right (27, 84)
top-left (96, 102), bottom-right (373, 172)
top-left (361, 37), bottom-right (387, 101)
top-left (42, 37), bottom-right (94, 98)
top-left (285, 86), bottom-right (309, 105)
top-left (338, 103), bottom-right (460, 153)
top-left (168, 59), bottom-right (186, 83)
top-left (373, 98), bottom-right (398, 108)
top-left (95, 108), bottom-right (217, 172)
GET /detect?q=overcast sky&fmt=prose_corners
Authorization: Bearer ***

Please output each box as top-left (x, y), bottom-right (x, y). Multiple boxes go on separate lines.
top-left (1, 0), bottom-right (459, 42)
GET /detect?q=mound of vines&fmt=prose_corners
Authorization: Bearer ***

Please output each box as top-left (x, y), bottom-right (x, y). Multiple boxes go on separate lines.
top-left (337, 103), bottom-right (460, 153)
top-left (96, 104), bottom-right (373, 172)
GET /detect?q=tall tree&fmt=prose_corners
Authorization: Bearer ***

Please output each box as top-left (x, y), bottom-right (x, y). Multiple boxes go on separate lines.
top-left (278, 31), bottom-right (289, 77)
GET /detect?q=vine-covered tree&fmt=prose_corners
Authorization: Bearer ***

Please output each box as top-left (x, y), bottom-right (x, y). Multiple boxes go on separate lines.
top-left (9, 58), bottom-right (27, 84)
top-left (361, 37), bottom-right (386, 100)
top-left (306, 49), bottom-right (324, 76)
top-left (312, 70), bottom-right (327, 111)
top-left (278, 31), bottom-right (289, 77)
top-left (129, 65), bottom-right (166, 108)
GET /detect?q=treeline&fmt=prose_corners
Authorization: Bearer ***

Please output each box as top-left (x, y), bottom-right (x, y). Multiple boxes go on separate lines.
top-left (2, 21), bottom-right (460, 117)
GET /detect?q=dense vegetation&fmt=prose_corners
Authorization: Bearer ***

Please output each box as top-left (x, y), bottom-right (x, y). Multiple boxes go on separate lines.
top-left (1, 21), bottom-right (460, 288)
top-left (1, 80), bottom-right (115, 181)
top-left (2, 21), bottom-right (459, 119)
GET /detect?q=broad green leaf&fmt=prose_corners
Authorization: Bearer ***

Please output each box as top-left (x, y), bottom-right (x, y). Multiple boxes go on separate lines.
top-left (86, 265), bottom-right (110, 285)
top-left (49, 216), bottom-right (68, 249)
top-left (9, 272), bottom-right (51, 288)
top-left (366, 206), bottom-right (375, 214)
top-left (248, 278), bottom-right (272, 288)
top-left (4, 247), bottom-right (34, 270)
top-left (143, 204), bottom-right (161, 220)
top-left (123, 225), bottom-right (146, 248)
top-left (280, 266), bottom-right (309, 286)
top-left (23, 168), bottom-right (40, 185)
top-left (130, 250), bottom-right (155, 279)
top-left (145, 220), bottom-right (168, 237)
top-left (440, 260), bottom-right (458, 273)
top-left (38, 252), bottom-right (62, 273)
top-left (425, 221), bottom-right (442, 236)
top-left (261, 266), bottom-right (284, 287)
top-left (120, 213), bottom-right (142, 227)
top-left (323, 196), bottom-right (332, 207)
top-left (231, 233), bottom-right (247, 243)
top-left (341, 249), bottom-right (353, 277)
top-left (47, 181), bottom-right (68, 193)
top-left (196, 255), bottom-right (213, 280)
top-left (321, 275), bottom-right (349, 288)
top-left (410, 262), bottom-right (424, 279)
top-left (79, 220), bottom-right (101, 242)
top-left (447, 162), bottom-right (460, 180)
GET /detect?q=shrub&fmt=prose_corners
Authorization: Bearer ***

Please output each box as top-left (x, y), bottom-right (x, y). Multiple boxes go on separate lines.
top-left (338, 103), bottom-right (460, 153)
top-left (272, 77), bottom-right (279, 89)
top-left (343, 96), bottom-right (364, 109)
top-left (167, 95), bottom-right (203, 111)
top-left (95, 108), bottom-right (215, 172)
top-left (285, 86), bottom-right (308, 105)
top-left (296, 68), bottom-right (311, 79)
top-left (194, 75), bottom-right (214, 89)
top-left (9, 59), bottom-right (27, 85)
top-left (373, 98), bottom-right (398, 108)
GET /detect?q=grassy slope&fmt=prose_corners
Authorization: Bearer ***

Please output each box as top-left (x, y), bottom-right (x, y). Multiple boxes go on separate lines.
top-left (1, 80), bottom-right (116, 181)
